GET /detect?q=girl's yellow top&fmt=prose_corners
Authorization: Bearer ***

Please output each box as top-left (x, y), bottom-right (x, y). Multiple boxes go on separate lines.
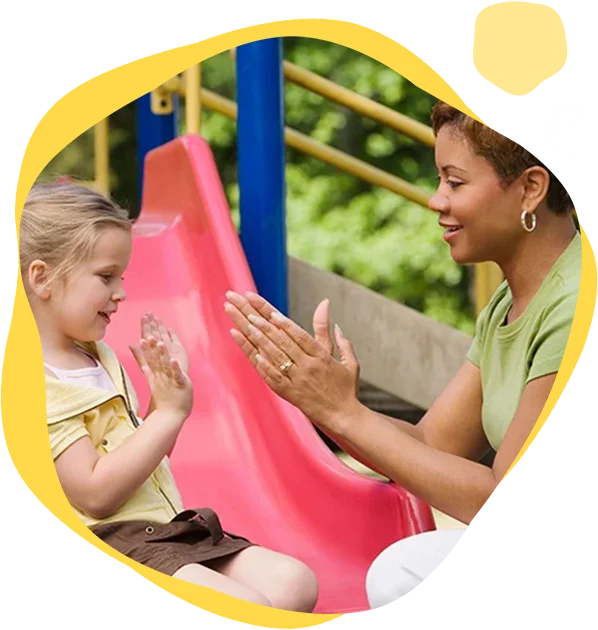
top-left (45, 341), bottom-right (184, 527)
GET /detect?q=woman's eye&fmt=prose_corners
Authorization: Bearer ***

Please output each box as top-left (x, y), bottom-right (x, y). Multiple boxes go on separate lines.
top-left (436, 176), bottom-right (462, 189)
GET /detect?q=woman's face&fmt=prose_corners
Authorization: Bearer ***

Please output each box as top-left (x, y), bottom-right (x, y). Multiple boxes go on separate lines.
top-left (429, 126), bottom-right (524, 264)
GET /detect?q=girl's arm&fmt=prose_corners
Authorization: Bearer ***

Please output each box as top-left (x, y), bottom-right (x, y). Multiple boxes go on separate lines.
top-left (55, 337), bottom-right (193, 519)
top-left (54, 408), bottom-right (186, 519)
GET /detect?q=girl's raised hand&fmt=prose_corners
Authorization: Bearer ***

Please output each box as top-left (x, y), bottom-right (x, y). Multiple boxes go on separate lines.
top-left (142, 313), bottom-right (189, 376)
top-left (138, 335), bottom-right (193, 421)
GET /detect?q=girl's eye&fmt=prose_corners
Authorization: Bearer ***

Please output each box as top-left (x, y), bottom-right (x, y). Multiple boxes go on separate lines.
top-left (99, 274), bottom-right (113, 283)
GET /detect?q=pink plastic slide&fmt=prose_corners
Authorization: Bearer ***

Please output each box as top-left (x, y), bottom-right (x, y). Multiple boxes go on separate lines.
top-left (105, 135), bottom-right (435, 613)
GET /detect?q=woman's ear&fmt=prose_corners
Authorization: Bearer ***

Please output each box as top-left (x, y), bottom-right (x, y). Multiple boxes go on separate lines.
top-left (521, 166), bottom-right (551, 213)
top-left (28, 260), bottom-right (51, 299)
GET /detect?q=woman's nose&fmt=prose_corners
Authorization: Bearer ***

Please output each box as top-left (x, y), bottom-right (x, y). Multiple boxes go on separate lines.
top-left (428, 190), bottom-right (449, 214)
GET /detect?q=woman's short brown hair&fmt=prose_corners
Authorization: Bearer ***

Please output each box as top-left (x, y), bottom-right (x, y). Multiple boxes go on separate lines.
top-left (431, 101), bottom-right (573, 215)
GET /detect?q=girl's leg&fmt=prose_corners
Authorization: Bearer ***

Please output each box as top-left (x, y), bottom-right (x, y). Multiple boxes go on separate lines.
top-left (205, 547), bottom-right (319, 613)
top-left (173, 563), bottom-right (272, 607)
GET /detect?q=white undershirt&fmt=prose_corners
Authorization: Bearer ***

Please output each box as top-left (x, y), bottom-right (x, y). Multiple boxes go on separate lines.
top-left (45, 356), bottom-right (118, 395)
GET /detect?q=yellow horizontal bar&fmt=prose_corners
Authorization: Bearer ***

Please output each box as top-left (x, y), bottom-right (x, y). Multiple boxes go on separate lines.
top-left (282, 60), bottom-right (435, 147)
top-left (228, 49), bottom-right (435, 147)
top-left (200, 88), bottom-right (431, 208)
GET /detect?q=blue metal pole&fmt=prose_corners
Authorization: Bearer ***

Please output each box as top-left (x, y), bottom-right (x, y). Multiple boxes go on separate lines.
top-left (236, 39), bottom-right (288, 315)
top-left (135, 93), bottom-right (178, 201)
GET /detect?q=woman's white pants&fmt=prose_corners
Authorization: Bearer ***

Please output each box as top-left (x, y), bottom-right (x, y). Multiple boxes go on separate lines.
top-left (366, 529), bottom-right (592, 615)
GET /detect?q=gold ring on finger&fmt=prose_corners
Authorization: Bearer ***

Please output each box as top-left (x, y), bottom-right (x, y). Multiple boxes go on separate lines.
top-left (280, 359), bottom-right (294, 374)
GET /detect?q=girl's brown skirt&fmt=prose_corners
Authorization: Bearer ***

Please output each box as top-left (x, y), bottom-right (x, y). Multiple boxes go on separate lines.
top-left (92, 508), bottom-right (254, 576)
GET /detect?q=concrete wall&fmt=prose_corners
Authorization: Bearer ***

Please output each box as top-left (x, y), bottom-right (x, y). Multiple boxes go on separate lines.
top-left (288, 257), bottom-right (473, 410)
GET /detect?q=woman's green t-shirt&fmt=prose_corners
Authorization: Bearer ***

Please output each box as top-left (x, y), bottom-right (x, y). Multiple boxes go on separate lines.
top-left (468, 232), bottom-right (582, 451)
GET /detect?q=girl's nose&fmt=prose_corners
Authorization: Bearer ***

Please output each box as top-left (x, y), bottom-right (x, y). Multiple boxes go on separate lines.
top-left (113, 286), bottom-right (127, 302)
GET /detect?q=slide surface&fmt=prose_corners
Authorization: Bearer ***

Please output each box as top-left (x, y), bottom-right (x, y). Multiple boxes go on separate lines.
top-left (105, 135), bottom-right (435, 613)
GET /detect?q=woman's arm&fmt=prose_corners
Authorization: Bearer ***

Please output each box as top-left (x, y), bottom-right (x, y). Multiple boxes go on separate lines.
top-left (224, 290), bottom-right (555, 524)
top-left (326, 370), bottom-right (556, 524)
top-left (292, 365), bottom-right (554, 524)
top-left (335, 358), bottom-right (490, 476)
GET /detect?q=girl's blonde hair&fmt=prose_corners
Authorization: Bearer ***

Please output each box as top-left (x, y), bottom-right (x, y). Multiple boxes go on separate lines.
top-left (20, 183), bottom-right (132, 293)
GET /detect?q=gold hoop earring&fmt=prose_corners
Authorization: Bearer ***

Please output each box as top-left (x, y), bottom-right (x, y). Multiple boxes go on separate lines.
top-left (521, 209), bottom-right (537, 233)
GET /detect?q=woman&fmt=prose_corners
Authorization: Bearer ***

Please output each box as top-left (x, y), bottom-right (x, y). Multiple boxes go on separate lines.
top-left (223, 101), bottom-right (580, 606)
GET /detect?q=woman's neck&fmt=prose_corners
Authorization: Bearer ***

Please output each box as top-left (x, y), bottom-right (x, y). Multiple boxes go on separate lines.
top-left (498, 215), bottom-right (577, 320)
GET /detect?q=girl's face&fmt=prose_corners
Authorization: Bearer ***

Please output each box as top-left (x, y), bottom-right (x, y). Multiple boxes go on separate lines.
top-left (51, 227), bottom-right (132, 343)
top-left (429, 126), bottom-right (525, 264)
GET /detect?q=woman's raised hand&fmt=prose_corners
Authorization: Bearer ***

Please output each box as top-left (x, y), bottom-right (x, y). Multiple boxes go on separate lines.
top-left (311, 297), bottom-right (361, 397)
top-left (224, 291), bottom-right (361, 429)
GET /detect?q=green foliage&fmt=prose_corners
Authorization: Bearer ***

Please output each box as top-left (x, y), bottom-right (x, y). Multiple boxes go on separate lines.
top-left (38, 38), bottom-right (474, 333)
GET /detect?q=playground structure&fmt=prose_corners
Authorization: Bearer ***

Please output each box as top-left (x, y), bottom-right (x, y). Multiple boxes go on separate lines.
top-left (82, 40), bottom-right (492, 612)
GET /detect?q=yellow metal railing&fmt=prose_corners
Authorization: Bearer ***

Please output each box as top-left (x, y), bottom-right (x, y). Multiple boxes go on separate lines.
top-left (159, 78), bottom-right (431, 209)
top-left (229, 49), bottom-right (435, 147)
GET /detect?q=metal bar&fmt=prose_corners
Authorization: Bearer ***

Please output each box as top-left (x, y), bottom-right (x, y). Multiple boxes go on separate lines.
top-left (475, 262), bottom-right (504, 315)
top-left (135, 92), bottom-right (178, 201)
top-left (94, 118), bottom-right (110, 196)
top-left (184, 65), bottom-right (201, 134)
top-left (200, 88), bottom-right (431, 208)
top-left (236, 39), bottom-right (288, 315)
top-left (229, 49), bottom-right (435, 147)
top-left (283, 60), bottom-right (435, 147)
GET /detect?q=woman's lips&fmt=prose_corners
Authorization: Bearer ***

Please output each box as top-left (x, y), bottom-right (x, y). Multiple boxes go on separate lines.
top-left (441, 224), bottom-right (463, 243)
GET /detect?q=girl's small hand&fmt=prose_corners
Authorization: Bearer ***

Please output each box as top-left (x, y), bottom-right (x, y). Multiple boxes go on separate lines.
top-left (142, 313), bottom-right (189, 376)
top-left (138, 336), bottom-right (193, 421)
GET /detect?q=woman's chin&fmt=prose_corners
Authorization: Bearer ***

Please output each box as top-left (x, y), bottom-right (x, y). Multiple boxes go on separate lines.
top-left (448, 245), bottom-right (472, 265)
top-left (446, 238), bottom-right (484, 266)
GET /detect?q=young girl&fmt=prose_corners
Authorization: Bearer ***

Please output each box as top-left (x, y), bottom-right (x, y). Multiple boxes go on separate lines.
top-left (21, 183), bottom-right (319, 612)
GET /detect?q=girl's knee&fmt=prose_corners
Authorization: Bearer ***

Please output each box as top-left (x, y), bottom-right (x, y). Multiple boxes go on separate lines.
top-left (269, 558), bottom-right (319, 613)
top-left (174, 563), bottom-right (272, 608)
